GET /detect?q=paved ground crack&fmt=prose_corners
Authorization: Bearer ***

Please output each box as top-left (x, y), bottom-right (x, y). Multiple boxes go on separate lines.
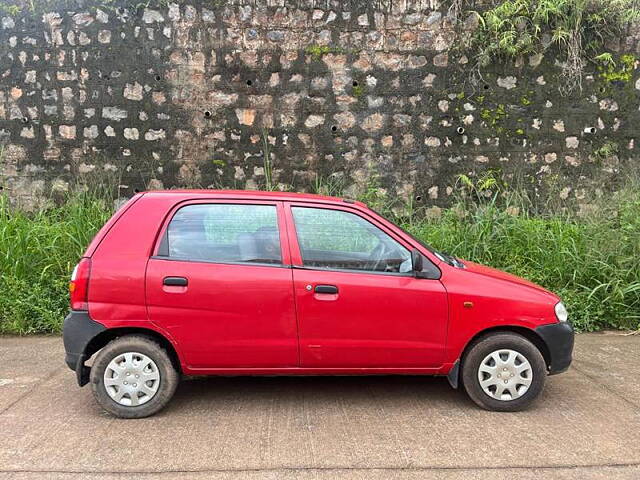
top-left (2, 461), bottom-right (640, 475)
top-left (571, 360), bottom-right (640, 411)
top-left (0, 365), bottom-right (65, 416)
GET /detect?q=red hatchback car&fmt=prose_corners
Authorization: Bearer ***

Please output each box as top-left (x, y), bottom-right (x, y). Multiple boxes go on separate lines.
top-left (63, 190), bottom-right (573, 418)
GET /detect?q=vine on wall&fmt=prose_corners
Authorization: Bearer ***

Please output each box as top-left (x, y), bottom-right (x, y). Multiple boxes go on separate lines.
top-left (467, 0), bottom-right (640, 94)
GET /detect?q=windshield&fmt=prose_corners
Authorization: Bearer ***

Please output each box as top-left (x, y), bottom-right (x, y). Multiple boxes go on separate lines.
top-left (401, 226), bottom-right (466, 268)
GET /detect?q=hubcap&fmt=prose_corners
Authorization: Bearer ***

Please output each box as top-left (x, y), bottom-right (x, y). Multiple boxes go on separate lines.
top-left (103, 352), bottom-right (160, 407)
top-left (477, 349), bottom-right (532, 401)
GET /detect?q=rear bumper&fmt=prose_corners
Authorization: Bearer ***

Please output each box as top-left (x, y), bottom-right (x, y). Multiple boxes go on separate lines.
top-left (63, 310), bottom-right (106, 385)
top-left (535, 322), bottom-right (574, 375)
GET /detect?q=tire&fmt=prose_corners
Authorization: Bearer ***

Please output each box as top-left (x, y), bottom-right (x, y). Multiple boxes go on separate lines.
top-left (461, 333), bottom-right (546, 412)
top-left (90, 335), bottom-right (179, 418)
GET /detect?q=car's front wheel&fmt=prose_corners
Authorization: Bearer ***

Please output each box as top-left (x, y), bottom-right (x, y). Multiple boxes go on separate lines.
top-left (90, 335), bottom-right (179, 418)
top-left (462, 332), bottom-right (547, 412)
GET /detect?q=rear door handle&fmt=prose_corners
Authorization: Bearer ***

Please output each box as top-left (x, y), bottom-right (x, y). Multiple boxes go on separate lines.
top-left (163, 276), bottom-right (188, 287)
top-left (314, 285), bottom-right (338, 294)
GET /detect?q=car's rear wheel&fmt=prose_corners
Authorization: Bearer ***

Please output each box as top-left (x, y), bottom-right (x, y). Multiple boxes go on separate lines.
top-left (90, 335), bottom-right (179, 418)
top-left (462, 332), bottom-right (546, 412)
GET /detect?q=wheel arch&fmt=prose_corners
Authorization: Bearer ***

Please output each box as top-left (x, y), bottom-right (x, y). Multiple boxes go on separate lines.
top-left (85, 327), bottom-right (183, 375)
top-left (449, 325), bottom-right (551, 389)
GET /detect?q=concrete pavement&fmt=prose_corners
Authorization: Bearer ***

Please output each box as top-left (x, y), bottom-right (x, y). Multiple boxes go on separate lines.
top-left (0, 333), bottom-right (639, 479)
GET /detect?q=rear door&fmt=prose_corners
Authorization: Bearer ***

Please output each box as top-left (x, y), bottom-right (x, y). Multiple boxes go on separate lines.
top-left (286, 203), bottom-right (448, 368)
top-left (146, 200), bottom-right (298, 369)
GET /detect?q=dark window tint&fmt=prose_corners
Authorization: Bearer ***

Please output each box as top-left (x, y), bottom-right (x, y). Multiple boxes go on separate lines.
top-left (167, 204), bottom-right (281, 264)
top-left (292, 207), bottom-right (411, 273)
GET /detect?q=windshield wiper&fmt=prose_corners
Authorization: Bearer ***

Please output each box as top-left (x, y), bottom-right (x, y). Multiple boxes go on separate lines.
top-left (440, 252), bottom-right (465, 268)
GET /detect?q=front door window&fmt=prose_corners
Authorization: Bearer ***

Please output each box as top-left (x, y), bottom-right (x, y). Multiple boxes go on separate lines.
top-left (291, 207), bottom-right (411, 274)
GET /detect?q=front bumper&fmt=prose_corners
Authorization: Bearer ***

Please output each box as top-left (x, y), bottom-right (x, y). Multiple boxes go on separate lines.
top-left (63, 310), bottom-right (106, 386)
top-left (535, 321), bottom-right (574, 374)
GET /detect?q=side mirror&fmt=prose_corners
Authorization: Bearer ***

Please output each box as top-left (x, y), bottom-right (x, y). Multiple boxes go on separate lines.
top-left (411, 248), bottom-right (441, 280)
top-left (411, 249), bottom-right (423, 274)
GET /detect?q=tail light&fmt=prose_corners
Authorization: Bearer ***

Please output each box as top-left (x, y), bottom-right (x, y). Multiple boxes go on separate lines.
top-left (69, 257), bottom-right (91, 310)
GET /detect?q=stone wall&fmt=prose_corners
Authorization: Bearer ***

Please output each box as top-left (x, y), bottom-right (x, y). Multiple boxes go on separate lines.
top-left (0, 0), bottom-right (639, 209)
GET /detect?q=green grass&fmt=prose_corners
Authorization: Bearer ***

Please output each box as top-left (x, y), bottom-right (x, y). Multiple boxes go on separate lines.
top-left (0, 186), bottom-right (639, 334)
top-left (0, 192), bottom-right (113, 334)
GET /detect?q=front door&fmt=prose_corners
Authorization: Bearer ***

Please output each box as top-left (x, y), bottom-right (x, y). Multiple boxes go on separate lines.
top-left (287, 204), bottom-right (448, 368)
top-left (146, 201), bottom-right (298, 369)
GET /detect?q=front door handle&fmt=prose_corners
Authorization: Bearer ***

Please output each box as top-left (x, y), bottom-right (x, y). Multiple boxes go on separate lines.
top-left (163, 276), bottom-right (188, 287)
top-left (314, 284), bottom-right (338, 294)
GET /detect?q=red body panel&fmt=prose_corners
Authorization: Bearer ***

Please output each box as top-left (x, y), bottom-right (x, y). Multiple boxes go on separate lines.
top-left (291, 268), bottom-right (448, 367)
top-left (440, 263), bottom-right (559, 365)
top-left (146, 259), bottom-right (298, 368)
top-left (82, 190), bottom-right (561, 376)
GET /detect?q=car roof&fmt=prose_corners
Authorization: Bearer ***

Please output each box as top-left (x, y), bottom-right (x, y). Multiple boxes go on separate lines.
top-left (141, 189), bottom-right (367, 208)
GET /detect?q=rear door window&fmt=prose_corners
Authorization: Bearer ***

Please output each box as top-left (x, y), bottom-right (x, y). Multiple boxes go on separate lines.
top-left (165, 204), bottom-right (281, 265)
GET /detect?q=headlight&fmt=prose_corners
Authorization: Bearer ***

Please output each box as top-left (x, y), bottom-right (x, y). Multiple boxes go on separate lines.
top-left (555, 302), bottom-right (568, 323)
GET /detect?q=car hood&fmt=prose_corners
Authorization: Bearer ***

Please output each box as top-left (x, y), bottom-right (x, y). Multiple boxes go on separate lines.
top-left (460, 260), bottom-right (558, 299)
